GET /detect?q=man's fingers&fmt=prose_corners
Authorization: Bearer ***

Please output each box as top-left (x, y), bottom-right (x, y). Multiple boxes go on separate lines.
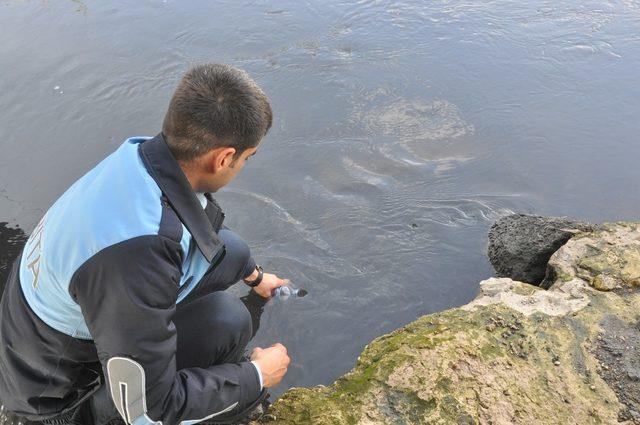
top-left (256, 343), bottom-right (291, 387)
top-left (271, 343), bottom-right (288, 357)
top-left (276, 278), bottom-right (289, 287)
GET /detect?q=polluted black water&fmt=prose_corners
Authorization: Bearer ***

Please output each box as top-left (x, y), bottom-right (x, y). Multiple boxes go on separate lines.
top-left (1, 0), bottom-right (640, 399)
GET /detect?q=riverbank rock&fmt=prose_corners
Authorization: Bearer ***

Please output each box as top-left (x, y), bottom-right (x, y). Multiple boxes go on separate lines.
top-left (261, 222), bottom-right (640, 424)
top-left (487, 214), bottom-right (597, 286)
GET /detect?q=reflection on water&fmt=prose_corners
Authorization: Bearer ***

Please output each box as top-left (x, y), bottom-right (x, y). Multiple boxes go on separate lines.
top-left (241, 289), bottom-right (268, 341)
top-left (1, 0), bottom-right (639, 397)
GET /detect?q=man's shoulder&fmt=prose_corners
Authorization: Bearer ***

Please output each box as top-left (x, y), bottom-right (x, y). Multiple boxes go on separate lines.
top-left (37, 138), bottom-right (184, 281)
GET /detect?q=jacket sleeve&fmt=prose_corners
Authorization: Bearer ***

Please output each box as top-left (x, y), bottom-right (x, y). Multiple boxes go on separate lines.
top-left (69, 235), bottom-right (261, 424)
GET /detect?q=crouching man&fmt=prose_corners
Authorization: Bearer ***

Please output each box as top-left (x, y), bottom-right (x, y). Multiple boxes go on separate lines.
top-left (0, 63), bottom-right (290, 424)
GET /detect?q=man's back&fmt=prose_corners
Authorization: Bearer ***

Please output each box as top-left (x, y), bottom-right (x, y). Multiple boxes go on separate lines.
top-left (0, 137), bottom-right (178, 417)
top-left (18, 137), bottom-right (162, 339)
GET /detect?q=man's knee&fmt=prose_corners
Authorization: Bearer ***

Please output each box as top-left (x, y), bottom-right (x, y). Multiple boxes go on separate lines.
top-left (175, 292), bottom-right (253, 367)
top-left (219, 229), bottom-right (254, 281)
top-left (197, 292), bottom-right (252, 355)
top-left (211, 292), bottom-right (252, 344)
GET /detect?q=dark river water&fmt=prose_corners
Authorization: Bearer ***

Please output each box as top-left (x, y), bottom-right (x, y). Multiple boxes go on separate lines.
top-left (1, 0), bottom-right (639, 398)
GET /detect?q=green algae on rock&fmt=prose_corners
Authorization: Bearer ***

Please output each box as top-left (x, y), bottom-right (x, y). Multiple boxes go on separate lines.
top-left (547, 222), bottom-right (640, 291)
top-left (261, 222), bottom-right (640, 424)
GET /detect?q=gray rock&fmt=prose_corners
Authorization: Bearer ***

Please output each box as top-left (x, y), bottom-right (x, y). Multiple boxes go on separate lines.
top-left (487, 214), bottom-right (596, 286)
top-left (594, 316), bottom-right (640, 424)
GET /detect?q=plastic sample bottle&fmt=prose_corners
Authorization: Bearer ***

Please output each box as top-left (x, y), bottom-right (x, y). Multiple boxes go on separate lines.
top-left (272, 284), bottom-right (308, 299)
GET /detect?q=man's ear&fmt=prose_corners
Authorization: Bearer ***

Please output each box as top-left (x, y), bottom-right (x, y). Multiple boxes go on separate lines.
top-left (211, 147), bottom-right (237, 172)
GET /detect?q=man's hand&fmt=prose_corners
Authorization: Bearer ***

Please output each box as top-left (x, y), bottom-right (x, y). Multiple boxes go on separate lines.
top-left (250, 343), bottom-right (290, 388)
top-left (252, 272), bottom-right (288, 299)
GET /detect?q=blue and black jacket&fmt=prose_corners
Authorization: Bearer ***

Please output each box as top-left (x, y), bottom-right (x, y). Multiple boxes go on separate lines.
top-left (0, 134), bottom-right (261, 423)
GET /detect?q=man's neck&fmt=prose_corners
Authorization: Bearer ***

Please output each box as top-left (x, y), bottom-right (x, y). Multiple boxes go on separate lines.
top-left (179, 161), bottom-right (201, 192)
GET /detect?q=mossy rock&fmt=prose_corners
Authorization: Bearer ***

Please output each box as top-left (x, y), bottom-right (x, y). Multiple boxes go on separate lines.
top-left (260, 223), bottom-right (640, 424)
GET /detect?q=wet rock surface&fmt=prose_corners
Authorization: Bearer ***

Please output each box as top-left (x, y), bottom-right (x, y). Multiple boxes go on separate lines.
top-left (594, 315), bottom-right (640, 423)
top-left (0, 223), bottom-right (27, 293)
top-left (262, 221), bottom-right (640, 424)
top-left (487, 214), bottom-right (597, 286)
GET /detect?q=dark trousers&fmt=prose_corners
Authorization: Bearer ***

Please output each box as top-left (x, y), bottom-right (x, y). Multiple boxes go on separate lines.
top-left (65, 230), bottom-right (262, 425)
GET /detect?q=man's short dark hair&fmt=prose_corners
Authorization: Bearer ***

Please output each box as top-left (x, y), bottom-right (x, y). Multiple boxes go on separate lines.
top-left (162, 63), bottom-right (273, 162)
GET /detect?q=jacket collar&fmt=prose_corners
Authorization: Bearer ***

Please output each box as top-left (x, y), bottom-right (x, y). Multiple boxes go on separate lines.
top-left (138, 133), bottom-right (224, 262)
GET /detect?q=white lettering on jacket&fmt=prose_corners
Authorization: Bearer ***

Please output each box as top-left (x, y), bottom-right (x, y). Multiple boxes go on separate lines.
top-left (26, 216), bottom-right (45, 289)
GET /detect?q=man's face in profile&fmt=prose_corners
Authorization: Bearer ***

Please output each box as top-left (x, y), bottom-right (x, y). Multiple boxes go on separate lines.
top-left (206, 144), bottom-right (259, 192)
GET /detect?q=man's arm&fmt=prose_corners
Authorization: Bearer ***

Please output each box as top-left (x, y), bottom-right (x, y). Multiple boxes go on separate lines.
top-left (69, 235), bottom-right (262, 424)
top-left (203, 225), bottom-right (287, 298)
